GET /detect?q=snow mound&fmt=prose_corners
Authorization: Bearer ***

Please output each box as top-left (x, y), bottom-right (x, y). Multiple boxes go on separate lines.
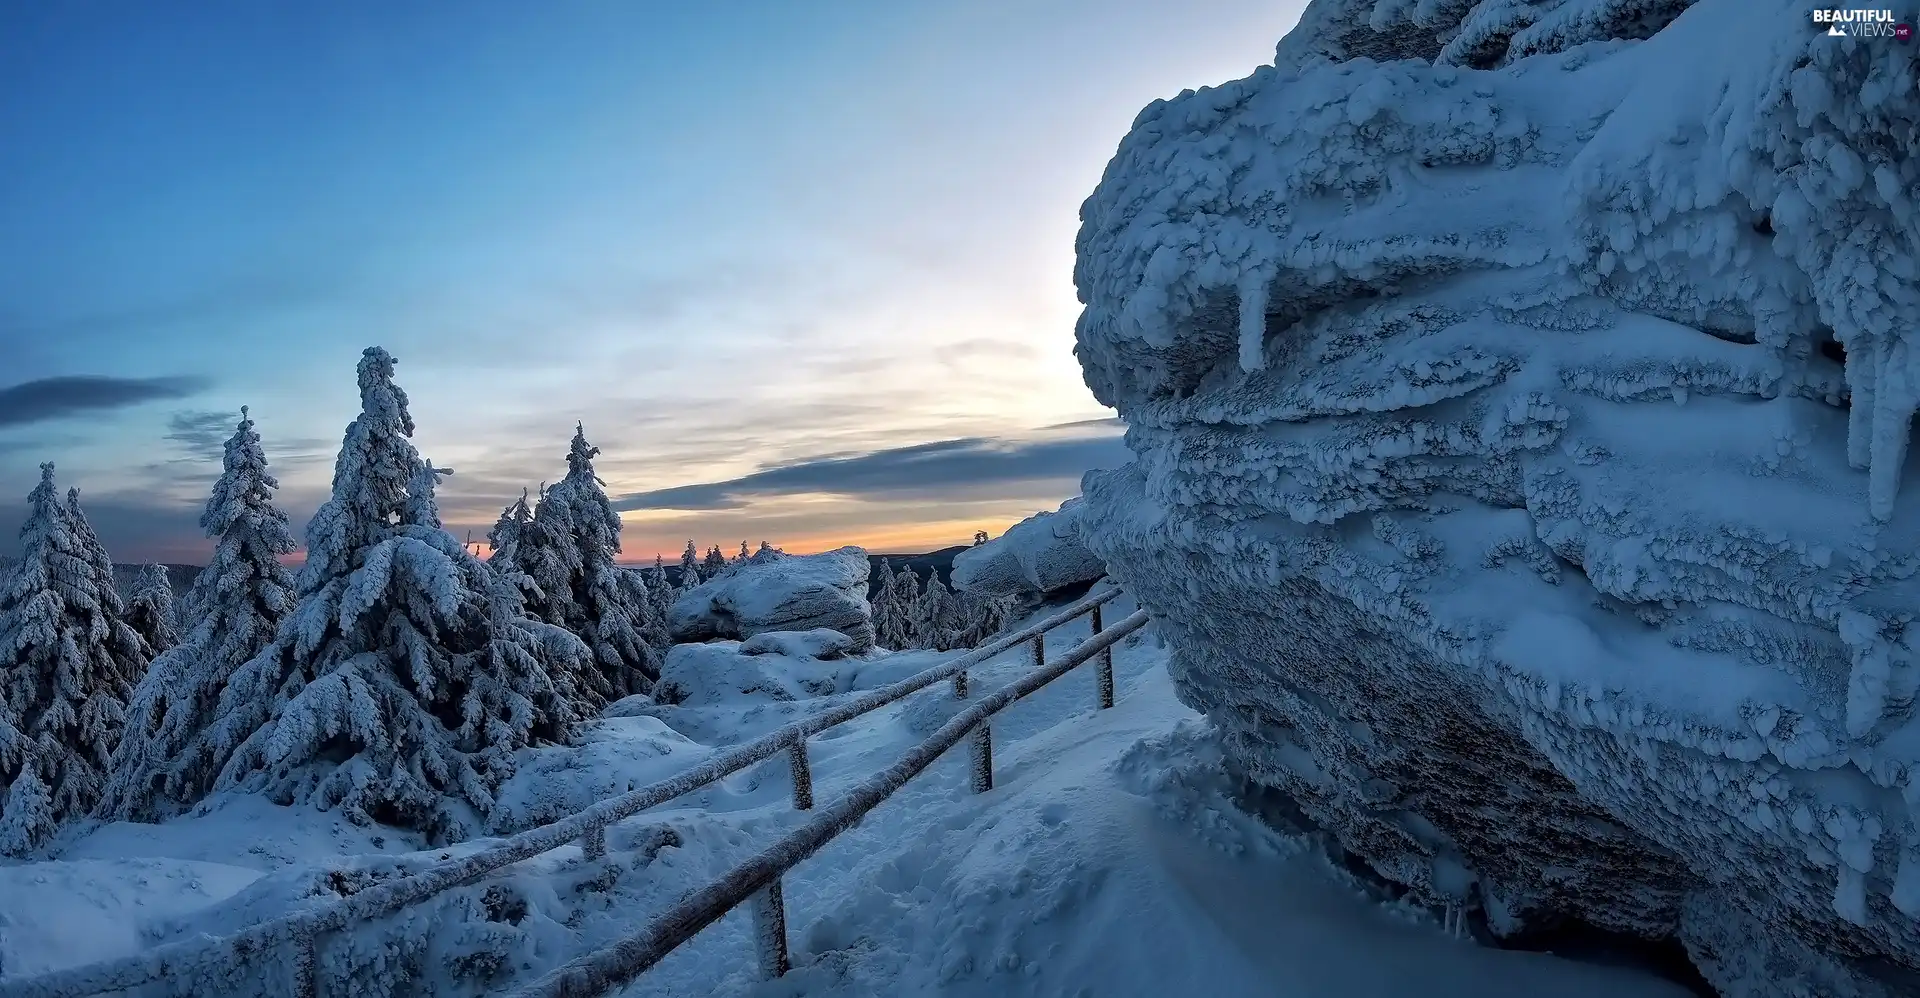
top-left (950, 498), bottom-right (1107, 599)
top-left (1072, 0), bottom-right (1920, 994)
top-left (738, 628), bottom-right (860, 660)
top-left (650, 633), bottom-right (877, 710)
top-left (668, 546), bottom-right (874, 652)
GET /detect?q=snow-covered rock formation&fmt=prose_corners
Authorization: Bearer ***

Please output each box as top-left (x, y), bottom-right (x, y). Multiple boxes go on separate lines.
top-left (650, 629), bottom-right (866, 708)
top-left (950, 498), bottom-right (1107, 599)
top-left (1072, 1), bottom-right (1920, 995)
top-left (668, 546), bottom-right (875, 652)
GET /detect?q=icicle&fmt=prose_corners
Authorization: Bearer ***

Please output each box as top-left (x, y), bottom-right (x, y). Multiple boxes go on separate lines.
top-left (1845, 330), bottom-right (1876, 470)
top-left (1894, 844), bottom-right (1920, 917)
top-left (1834, 865), bottom-right (1868, 925)
top-left (1840, 610), bottom-right (1891, 737)
top-left (1238, 266), bottom-right (1274, 373)
top-left (1868, 336), bottom-right (1914, 520)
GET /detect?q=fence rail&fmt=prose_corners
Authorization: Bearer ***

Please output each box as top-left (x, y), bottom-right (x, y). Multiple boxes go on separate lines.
top-left (0, 582), bottom-right (1130, 998)
top-left (510, 607), bottom-right (1151, 998)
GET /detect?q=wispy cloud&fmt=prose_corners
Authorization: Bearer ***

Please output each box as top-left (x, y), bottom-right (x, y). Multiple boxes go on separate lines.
top-left (0, 375), bottom-right (210, 427)
top-left (611, 420), bottom-right (1128, 512)
top-left (163, 409), bottom-right (242, 460)
top-left (933, 337), bottom-right (1041, 368)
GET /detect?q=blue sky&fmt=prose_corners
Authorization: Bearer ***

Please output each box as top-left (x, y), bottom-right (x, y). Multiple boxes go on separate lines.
top-left (0, 0), bottom-right (1299, 563)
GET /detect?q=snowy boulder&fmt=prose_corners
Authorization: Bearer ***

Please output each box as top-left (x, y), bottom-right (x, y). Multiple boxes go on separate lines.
top-left (738, 627), bottom-right (859, 660)
top-left (950, 497), bottom-right (1106, 599)
top-left (668, 546), bottom-right (874, 651)
top-left (1072, 2), bottom-right (1920, 995)
top-left (651, 633), bottom-right (866, 708)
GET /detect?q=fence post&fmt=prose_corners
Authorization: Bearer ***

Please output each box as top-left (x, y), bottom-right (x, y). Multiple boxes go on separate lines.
top-left (1092, 604), bottom-right (1114, 710)
top-left (751, 878), bottom-right (792, 979)
top-left (788, 734), bottom-right (815, 811)
top-left (291, 927), bottom-right (319, 998)
top-left (969, 721), bottom-right (994, 793)
top-left (953, 669), bottom-right (969, 700)
top-left (581, 818), bottom-right (607, 861)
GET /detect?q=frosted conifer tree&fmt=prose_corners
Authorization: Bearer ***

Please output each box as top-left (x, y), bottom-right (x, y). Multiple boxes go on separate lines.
top-left (515, 484), bottom-right (573, 622)
top-left (911, 569), bottom-right (966, 652)
top-left (194, 348), bottom-right (590, 841)
top-left (678, 540), bottom-right (702, 589)
top-left (954, 592), bottom-right (1016, 649)
top-left (97, 409), bottom-right (298, 823)
top-left (125, 564), bottom-right (179, 657)
top-left (885, 565), bottom-right (923, 649)
top-left (702, 543), bottom-right (727, 580)
top-left (0, 464), bottom-right (141, 854)
top-left (537, 424), bottom-right (660, 698)
top-left (625, 567), bottom-right (671, 655)
top-left (487, 491), bottom-right (534, 575)
top-left (66, 489), bottom-right (115, 590)
top-left (735, 541), bottom-right (750, 565)
top-left (646, 555), bottom-right (672, 606)
top-left (869, 559), bottom-right (903, 650)
top-left (66, 487), bottom-right (148, 687)
top-left (755, 540), bottom-right (777, 561)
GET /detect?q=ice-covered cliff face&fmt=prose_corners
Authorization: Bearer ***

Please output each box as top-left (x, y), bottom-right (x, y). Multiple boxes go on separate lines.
top-left (1072, 0), bottom-right (1920, 994)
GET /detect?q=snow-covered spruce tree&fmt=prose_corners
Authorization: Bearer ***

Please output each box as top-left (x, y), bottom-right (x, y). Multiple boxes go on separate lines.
top-left (678, 540), bottom-right (701, 589)
top-left (125, 564), bottom-right (179, 657)
top-left (911, 569), bottom-right (966, 652)
top-left (883, 564), bottom-right (922, 650)
top-left (733, 541), bottom-right (749, 566)
top-left (624, 566), bottom-right (671, 655)
top-left (702, 544), bottom-right (727, 579)
top-left (869, 559), bottom-right (902, 650)
top-left (195, 348), bottom-right (590, 841)
top-left (0, 464), bottom-right (142, 854)
top-left (953, 591), bottom-right (1016, 650)
top-left (63, 487), bottom-right (149, 687)
top-left (647, 555), bottom-right (675, 625)
top-left (754, 540), bottom-right (777, 562)
top-left (96, 409), bottom-right (299, 823)
top-left (486, 491), bottom-right (534, 577)
top-left (538, 424), bottom-right (661, 699)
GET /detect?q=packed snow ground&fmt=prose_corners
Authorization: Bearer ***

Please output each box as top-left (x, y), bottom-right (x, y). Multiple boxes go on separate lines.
top-left (0, 593), bottom-right (1692, 997)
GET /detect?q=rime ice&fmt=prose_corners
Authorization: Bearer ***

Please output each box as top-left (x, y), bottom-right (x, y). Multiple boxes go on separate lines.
top-left (1072, 0), bottom-right (1920, 994)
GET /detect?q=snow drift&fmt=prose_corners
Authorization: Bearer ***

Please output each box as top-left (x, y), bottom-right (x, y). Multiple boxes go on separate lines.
top-left (949, 498), bottom-right (1107, 600)
top-left (650, 630), bottom-right (869, 709)
top-left (1072, 0), bottom-right (1920, 995)
top-left (668, 547), bottom-right (875, 652)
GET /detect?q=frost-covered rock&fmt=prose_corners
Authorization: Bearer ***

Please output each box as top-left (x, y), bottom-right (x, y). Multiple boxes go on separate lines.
top-left (668, 546), bottom-right (874, 651)
top-left (650, 631), bottom-right (869, 708)
top-left (950, 498), bottom-right (1106, 599)
top-left (1073, 2), bottom-right (1920, 995)
top-left (737, 628), bottom-right (860, 660)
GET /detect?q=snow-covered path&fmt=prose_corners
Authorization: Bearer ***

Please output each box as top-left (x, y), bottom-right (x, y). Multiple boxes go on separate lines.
top-left (667, 641), bottom-right (1697, 998)
top-left (2, 595), bottom-right (1696, 997)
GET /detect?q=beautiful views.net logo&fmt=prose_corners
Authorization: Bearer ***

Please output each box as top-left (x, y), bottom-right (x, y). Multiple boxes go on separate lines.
top-left (1813, 8), bottom-right (1913, 38)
